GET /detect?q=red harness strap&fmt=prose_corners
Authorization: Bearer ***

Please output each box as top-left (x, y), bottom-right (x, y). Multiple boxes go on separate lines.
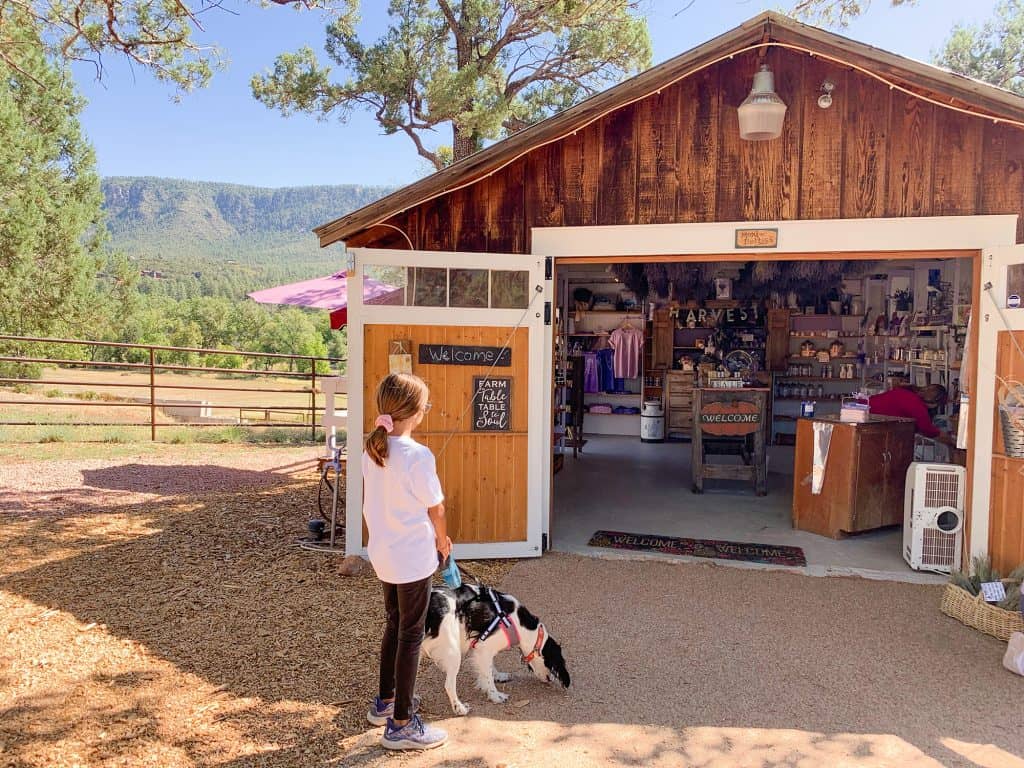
top-left (522, 625), bottom-right (545, 664)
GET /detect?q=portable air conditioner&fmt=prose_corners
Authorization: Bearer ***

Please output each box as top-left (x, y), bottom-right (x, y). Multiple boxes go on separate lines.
top-left (903, 462), bottom-right (966, 574)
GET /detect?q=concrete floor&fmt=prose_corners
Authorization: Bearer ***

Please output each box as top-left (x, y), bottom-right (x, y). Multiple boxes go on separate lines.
top-left (552, 435), bottom-right (944, 583)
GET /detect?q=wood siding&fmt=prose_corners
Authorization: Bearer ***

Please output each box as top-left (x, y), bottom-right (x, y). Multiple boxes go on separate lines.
top-left (990, 330), bottom-right (1024, 572)
top-left (363, 325), bottom-right (529, 545)
top-left (356, 48), bottom-right (1024, 252)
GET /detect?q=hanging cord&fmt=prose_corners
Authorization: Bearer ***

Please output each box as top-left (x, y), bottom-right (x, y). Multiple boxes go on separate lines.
top-left (436, 284), bottom-right (545, 459)
top-left (981, 283), bottom-right (1024, 433)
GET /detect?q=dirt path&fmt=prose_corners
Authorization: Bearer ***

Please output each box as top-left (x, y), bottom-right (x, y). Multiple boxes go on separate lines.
top-left (1, 447), bottom-right (1021, 768)
top-left (341, 555), bottom-right (1023, 768)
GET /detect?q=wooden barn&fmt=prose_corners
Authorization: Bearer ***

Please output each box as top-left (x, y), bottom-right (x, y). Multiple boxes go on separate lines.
top-left (318, 12), bottom-right (1024, 576)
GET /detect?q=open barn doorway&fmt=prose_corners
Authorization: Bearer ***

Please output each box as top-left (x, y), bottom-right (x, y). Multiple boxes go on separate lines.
top-left (550, 251), bottom-right (977, 580)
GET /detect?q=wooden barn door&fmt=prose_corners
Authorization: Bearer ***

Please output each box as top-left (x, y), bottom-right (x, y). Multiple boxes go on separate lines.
top-left (345, 248), bottom-right (550, 559)
top-left (976, 246), bottom-right (1024, 571)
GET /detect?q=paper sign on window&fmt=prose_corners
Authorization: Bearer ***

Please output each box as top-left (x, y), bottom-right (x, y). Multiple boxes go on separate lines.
top-left (389, 340), bottom-right (412, 374)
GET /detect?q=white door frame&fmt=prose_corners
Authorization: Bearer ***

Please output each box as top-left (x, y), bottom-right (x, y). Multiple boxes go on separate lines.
top-left (974, 245), bottom-right (1024, 558)
top-left (531, 214), bottom-right (1019, 561)
top-left (345, 247), bottom-right (551, 559)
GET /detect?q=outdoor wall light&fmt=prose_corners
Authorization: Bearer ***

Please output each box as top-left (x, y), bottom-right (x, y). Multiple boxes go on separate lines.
top-left (818, 79), bottom-right (836, 109)
top-left (738, 64), bottom-right (787, 141)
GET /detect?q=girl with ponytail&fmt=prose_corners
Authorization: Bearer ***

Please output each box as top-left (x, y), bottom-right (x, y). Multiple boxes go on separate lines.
top-left (361, 372), bottom-right (450, 750)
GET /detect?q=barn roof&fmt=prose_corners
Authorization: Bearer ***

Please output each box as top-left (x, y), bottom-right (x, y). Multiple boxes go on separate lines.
top-left (315, 10), bottom-right (1024, 247)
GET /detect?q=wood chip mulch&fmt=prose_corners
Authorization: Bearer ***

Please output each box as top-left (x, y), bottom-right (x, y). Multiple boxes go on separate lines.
top-left (0, 449), bottom-right (512, 767)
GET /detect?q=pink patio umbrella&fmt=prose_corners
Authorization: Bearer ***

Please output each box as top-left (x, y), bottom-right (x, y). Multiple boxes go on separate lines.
top-left (247, 271), bottom-right (402, 329)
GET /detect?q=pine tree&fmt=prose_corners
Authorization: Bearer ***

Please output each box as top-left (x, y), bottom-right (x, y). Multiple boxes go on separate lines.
top-left (0, 9), bottom-right (105, 343)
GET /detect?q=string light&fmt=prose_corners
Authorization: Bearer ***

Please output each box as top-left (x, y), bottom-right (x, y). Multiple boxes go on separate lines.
top-left (354, 40), bottom-right (1024, 242)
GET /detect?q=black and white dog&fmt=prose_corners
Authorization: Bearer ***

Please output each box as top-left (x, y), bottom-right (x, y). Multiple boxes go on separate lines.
top-left (420, 583), bottom-right (571, 715)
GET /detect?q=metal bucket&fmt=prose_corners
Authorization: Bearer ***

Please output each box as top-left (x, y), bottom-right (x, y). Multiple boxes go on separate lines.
top-left (641, 399), bottom-right (665, 443)
top-left (999, 406), bottom-right (1024, 458)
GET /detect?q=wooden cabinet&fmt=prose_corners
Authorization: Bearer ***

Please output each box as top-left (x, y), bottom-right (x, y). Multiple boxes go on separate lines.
top-left (665, 371), bottom-right (695, 435)
top-left (792, 416), bottom-right (916, 538)
top-left (765, 308), bottom-right (792, 372)
top-left (651, 308), bottom-right (673, 370)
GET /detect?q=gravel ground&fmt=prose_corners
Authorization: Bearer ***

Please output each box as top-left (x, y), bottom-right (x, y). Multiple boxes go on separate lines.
top-left (1, 447), bottom-right (1022, 768)
top-left (0, 446), bottom-right (512, 768)
top-left (339, 555), bottom-right (1024, 768)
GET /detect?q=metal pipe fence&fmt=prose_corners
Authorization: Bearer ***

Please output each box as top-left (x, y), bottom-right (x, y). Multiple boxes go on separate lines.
top-left (0, 334), bottom-right (345, 441)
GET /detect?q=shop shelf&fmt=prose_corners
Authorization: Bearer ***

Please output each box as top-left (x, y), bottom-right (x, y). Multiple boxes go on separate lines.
top-left (788, 355), bottom-right (861, 361)
top-left (773, 397), bottom-right (847, 402)
top-left (773, 376), bottom-right (855, 382)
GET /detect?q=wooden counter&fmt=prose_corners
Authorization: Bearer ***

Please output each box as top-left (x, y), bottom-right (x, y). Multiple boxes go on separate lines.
top-left (792, 415), bottom-right (916, 539)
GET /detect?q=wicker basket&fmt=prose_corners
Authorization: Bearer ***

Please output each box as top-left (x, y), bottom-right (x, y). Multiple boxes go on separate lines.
top-left (940, 583), bottom-right (1024, 641)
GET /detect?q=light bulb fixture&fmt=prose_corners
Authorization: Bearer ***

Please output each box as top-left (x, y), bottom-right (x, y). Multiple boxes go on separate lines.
top-left (818, 79), bottom-right (835, 109)
top-left (738, 64), bottom-right (787, 141)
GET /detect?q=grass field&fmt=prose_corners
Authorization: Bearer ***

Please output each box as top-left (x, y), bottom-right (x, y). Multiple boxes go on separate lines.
top-left (0, 366), bottom-right (347, 445)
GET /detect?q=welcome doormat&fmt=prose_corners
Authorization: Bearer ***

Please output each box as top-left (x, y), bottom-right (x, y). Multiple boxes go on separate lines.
top-left (587, 530), bottom-right (807, 567)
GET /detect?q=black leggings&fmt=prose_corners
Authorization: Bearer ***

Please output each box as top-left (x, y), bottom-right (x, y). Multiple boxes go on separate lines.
top-left (379, 576), bottom-right (432, 721)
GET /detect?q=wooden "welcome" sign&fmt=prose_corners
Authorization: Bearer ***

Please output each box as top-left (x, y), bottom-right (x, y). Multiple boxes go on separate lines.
top-left (700, 400), bottom-right (761, 436)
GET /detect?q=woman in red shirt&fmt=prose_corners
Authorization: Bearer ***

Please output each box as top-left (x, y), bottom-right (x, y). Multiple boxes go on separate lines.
top-left (868, 384), bottom-right (948, 440)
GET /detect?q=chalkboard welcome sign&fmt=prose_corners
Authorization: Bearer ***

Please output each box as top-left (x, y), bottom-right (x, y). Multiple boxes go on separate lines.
top-left (419, 344), bottom-right (511, 367)
top-left (473, 377), bottom-right (511, 432)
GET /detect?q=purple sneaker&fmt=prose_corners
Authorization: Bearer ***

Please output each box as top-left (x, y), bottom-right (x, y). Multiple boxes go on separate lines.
top-left (366, 695), bottom-right (420, 727)
top-left (381, 714), bottom-right (447, 751)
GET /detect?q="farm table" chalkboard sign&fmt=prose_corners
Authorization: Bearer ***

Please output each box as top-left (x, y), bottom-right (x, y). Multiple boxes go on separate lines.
top-left (473, 377), bottom-right (512, 432)
top-left (419, 344), bottom-right (511, 367)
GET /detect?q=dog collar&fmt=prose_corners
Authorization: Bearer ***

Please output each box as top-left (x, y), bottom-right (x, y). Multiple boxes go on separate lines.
top-left (522, 624), bottom-right (545, 664)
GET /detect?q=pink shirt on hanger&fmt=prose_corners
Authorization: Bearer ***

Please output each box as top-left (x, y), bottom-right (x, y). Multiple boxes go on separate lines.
top-left (608, 326), bottom-right (644, 379)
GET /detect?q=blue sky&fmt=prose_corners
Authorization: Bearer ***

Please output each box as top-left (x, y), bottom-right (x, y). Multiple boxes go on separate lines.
top-left (72, 0), bottom-right (1000, 188)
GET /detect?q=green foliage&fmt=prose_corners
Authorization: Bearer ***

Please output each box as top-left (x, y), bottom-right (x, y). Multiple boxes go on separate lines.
top-left (0, 0), bottom-right (332, 93)
top-left (252, 0), bottom-right (652, 169)
top-left (950, 555), bottom-right (1024, 611)
top-left (0, 9), bottom-right (105, 344)
top-left (790, 1), bottom-right (917, 27)
top-left (934, 0), bottom-right (1024, 95)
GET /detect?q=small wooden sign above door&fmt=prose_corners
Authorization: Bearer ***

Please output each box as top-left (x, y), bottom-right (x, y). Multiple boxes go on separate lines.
top-left (700, 400), bottom-right (762, 436)
top-left (473, 377), bottom-right (512, 431)
top-left (419, 344), bottom-right (512, 367)
top-left (735, 228), bottom-right (779, 249)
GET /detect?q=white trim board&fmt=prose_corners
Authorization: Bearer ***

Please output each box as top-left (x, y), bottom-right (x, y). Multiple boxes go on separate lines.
top-left (532, 215), bottom-right (1018, 258)
top-left (532, 214), bottom-right (1021, 567)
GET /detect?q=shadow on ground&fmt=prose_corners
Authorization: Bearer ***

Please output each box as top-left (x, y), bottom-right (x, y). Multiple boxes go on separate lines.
top-left (1, 455), bottom-right (1022, 767)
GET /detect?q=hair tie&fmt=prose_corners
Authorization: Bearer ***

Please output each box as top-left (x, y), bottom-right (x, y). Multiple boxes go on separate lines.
top-left (375, 414), bottom-right (394, 434)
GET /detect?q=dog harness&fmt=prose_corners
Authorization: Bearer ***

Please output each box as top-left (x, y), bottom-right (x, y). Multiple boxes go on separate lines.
top-left (468, 588), bottom-right (547, 664)
top-left (469, 587), bottom-right (520, 650)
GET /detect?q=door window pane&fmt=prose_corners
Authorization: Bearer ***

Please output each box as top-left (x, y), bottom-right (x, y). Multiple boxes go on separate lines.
top-left (413, 267), bottom-right (448, 307)
top-left (364, 265), bottom-right (408, 306)
top-left (491, 270), bottom-right (530, 308)
top-left (450, 269), bottom-right (489, 308)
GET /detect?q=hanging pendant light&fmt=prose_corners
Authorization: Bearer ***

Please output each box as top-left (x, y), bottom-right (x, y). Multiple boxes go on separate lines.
top-left (738, 64), bottom-right (787, 141)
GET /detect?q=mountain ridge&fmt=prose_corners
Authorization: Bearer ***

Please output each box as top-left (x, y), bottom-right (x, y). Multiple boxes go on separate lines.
top-left (100, 176), bottom-right (397, 297)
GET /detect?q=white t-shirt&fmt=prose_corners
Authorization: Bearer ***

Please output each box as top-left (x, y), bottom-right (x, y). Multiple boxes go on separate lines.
top-left (361, 436), bottom-right (445, 584)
